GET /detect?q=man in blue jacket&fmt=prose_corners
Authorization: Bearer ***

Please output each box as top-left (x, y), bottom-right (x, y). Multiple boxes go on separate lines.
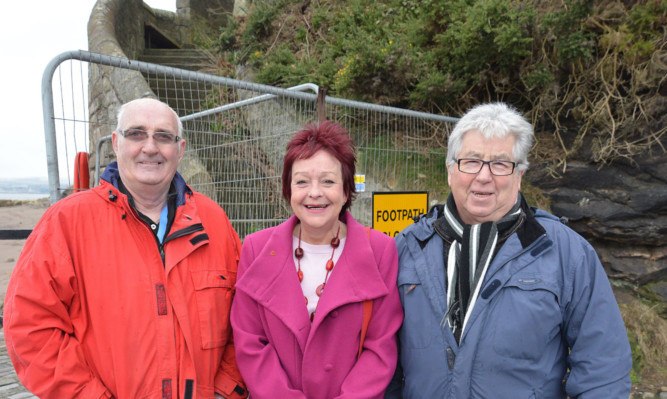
top-left (387, 103), bottom-right (632, 398)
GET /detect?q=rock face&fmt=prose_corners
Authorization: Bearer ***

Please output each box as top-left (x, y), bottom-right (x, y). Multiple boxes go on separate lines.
top-left (527, 151), bottom-right (667, 283)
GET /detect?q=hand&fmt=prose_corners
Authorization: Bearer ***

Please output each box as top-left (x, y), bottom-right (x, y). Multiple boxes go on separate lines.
top-left (214, 394), bottom-right (224, 399)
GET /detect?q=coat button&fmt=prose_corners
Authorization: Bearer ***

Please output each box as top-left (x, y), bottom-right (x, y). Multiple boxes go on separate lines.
top-left (446, 347), bottom-right (456, 370)
top-left (324, 364), bottom-right (333, 372)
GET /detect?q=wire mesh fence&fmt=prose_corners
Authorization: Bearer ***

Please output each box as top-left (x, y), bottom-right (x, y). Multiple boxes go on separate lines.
top-left (43, 57), bottom-right (91, 196)
top-left (43, 50), bottom-right (457, 238)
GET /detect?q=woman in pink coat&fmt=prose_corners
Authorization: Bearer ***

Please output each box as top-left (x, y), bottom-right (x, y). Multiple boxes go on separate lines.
top-left (230, 121), bottom-right (403, 398)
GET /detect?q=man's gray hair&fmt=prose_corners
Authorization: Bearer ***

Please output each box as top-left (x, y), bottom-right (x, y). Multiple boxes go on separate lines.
top-left (446, 102), bottom-right (534, 172)
top-left (115, 98), bottom-right (183, 137)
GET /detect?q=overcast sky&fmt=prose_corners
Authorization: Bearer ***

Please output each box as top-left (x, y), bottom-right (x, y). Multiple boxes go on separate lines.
top-left (0, 0), bottom-right (176, 180)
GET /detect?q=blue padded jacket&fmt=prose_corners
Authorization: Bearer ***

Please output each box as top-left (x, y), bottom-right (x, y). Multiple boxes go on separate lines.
top-left (386, 202), bottom-right (632, 399)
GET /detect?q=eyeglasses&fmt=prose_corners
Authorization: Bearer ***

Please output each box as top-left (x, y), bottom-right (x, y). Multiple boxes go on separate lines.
top-left (119, 129), bottom-right (181, 145)
top-left (454, 158), bottom-right (517, 176)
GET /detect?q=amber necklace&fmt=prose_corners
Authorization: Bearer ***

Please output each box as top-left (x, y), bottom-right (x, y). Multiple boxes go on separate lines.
top-left (295, 223), bottom-right (341, 307)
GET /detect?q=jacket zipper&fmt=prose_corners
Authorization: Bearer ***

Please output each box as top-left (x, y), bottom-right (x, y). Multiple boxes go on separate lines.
top-left (157, 223), bottom-right (205, 265)
top-left (164, 223), bottom-right (204, 244)
top-left (119, 195), bottom-right (205, 265)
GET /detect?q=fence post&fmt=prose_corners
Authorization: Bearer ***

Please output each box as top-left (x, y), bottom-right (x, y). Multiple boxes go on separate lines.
top-left (317, 87), bottom-right (327, 123)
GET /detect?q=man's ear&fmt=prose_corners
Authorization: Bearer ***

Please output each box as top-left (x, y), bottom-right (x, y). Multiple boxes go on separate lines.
top-left (111, 131), bottom-right (119, 154)
top-left (447, 164), bottom-right (453, 187)
top-left (178, 138), bottom-right (186, 161)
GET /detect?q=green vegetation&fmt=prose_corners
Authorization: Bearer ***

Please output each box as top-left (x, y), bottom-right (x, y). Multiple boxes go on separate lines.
top-left (615, 282), bottom-right (667, 388)
top-left (214, 0), bottom-right (666, 174)
top-left (0, 197), bottom-right (50, 207)
top-left (627, 329), bottom-right (643, 384)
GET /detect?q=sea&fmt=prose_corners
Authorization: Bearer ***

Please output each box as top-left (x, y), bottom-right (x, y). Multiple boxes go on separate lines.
top-left (0, 193), bottom-right (50, 201)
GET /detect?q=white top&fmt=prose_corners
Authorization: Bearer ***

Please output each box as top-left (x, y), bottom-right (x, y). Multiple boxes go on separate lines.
top-left (292, 236), bottom-right (346, 319)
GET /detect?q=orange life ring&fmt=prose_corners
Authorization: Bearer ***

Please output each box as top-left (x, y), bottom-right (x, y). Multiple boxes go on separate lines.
top-left (73, 152), bottom-right (90, 191)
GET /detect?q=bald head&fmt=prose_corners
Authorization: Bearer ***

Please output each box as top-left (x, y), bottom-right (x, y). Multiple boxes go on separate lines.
top-left (116, 98), bottom-right (183, 138)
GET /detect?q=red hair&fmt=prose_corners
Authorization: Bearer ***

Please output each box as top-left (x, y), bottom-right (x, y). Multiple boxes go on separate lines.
top-left (282, 120), bottom-right (357, 216)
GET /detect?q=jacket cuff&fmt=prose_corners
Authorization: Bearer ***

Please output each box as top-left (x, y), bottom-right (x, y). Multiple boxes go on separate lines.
top-left (215, 373), bottom-right (248, 399)
top-left (81, 377), bottom-right (113, 399)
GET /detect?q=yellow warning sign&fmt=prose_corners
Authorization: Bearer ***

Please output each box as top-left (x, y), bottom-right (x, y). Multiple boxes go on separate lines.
top-left (372, 192), bottom-right (428, 237)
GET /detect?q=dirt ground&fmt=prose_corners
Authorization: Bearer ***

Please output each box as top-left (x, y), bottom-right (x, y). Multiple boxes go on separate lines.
top-left (0, 200), bottom-right (48, 303)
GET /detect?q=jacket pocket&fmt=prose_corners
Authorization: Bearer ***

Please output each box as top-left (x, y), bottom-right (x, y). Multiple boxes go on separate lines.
top-left (489, 276), bottom-right (561, 361)
top-left (398, 270), bottom-right (433, 349)
top-left (191, 270), bottom-right (235, 349)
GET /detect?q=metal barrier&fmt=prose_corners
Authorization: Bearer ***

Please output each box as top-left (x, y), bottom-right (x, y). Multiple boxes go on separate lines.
top-left (42, 50), bottom-right (457, 238)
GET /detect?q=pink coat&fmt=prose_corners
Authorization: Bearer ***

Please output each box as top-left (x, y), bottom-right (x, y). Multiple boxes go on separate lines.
top-left (231, 212), bottom-right (403, 398)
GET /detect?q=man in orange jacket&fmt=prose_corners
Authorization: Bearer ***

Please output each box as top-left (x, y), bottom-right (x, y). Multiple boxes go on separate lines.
top-left (4, 98), bottom-right (247, 399)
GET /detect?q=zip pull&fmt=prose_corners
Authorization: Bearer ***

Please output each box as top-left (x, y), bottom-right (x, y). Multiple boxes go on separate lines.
top-left (156, 204), bottom-right (169, 244)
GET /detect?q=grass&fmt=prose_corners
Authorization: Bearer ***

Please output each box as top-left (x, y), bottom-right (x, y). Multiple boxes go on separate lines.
top-left (614, 283), bottom-right (667, 389)
top-left (0, 198), bottom-right (50, 208)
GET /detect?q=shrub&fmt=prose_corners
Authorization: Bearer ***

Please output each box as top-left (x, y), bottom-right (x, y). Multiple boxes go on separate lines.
top-left (212, 0), bottom-right (666, 166)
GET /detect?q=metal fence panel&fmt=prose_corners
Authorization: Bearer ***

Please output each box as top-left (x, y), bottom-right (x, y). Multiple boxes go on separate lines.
top-left (43, 50), bottom-right (456, 238)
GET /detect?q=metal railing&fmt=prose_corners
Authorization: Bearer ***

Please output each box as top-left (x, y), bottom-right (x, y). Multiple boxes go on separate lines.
top-left (42, 50), bottom-right (457, 237)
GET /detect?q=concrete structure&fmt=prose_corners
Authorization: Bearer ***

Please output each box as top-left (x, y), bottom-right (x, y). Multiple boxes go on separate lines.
top-left (86, 0), bottom-right (237, 197)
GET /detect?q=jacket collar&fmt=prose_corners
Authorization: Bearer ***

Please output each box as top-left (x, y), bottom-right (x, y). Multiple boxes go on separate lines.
top-left (410, 204), bottom-right (441, 245)
top-left (236, 215), bottom-right (311, 347)
top-left (94, 176), bottom-right (207, 276)
top-left (315, 212), bottom-right (389, 309)
top-left (235, 212), bottom-right (389, 349)
top-left (100, 161), bottom-right (191, 207)
top-left (429, 193), bottom-right (546, 249)
top-left (392, 193), bottom-right (548, 266)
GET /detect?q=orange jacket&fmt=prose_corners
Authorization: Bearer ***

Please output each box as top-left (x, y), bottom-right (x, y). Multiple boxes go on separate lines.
top-left (4, 173), bottom-right (247, 399)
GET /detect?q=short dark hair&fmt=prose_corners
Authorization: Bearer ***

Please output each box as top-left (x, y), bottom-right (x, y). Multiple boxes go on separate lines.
top-left (282, 121), bottom-right (357, 216)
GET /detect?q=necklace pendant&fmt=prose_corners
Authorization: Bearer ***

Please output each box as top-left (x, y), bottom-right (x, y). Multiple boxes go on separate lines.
top-left (326, 259), bottom-right (334, 271)
top-left (304, 296), bottom-right (308, 305)
top-left (316, 283), bottom-right (325, 296)
top-left (310, 312), bottom-right (315, 322)
top-left (331, 236), bottom-right (340, 248)
top-left (297, 270), bottom-right (304, 282)
top-left (295, 247), bottom-right (304, 258)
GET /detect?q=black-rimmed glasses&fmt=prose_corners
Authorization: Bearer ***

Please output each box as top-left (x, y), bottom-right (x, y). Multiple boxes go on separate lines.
top-left (119, 129), bottom-right (181, 145)
top-left (454, 158), bottom-right (517, 176)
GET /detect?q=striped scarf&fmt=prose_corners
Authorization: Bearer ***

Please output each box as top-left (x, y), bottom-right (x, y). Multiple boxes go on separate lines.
top-left (440, 194), bottom-right (523, 344)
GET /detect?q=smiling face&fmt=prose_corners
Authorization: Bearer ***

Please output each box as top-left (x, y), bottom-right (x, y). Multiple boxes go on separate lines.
top-left (290, 150), bottom-right (347, 243)
top-left (112, 99), bottom-right (185, 198)
top-left (447, 129), bottom-right (523, 224)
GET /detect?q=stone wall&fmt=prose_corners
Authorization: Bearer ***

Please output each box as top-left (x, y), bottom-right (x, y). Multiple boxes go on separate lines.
top-left (189, 0), bottom-right (235, 30)
top-left (86, 0), bottom-right (222, 196)
top-left (147, 6), bottom-right (191, 49)
top-left (87, 0), bottom-right (154, 173)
